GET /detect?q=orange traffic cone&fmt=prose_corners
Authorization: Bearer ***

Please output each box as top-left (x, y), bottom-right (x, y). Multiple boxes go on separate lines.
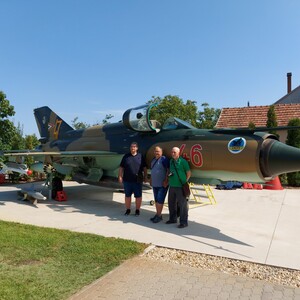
top-left (242, 182), bottom-right (248, 189)
top-left (264, 176), bottom-right (283, 190)
top-left (253, 184), bottom-right (263, 190)
top-left (243, 182), bottom-right (253, 189)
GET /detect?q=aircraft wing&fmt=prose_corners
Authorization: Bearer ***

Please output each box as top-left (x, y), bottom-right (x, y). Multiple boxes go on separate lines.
top-left (1, 150), bottom-right (123, 180)
top-left (2, 150), bottom-right (118, 157)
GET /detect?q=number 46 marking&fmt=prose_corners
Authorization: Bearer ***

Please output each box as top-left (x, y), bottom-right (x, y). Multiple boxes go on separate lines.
top-left (179, 144), bottom-right (203, 167)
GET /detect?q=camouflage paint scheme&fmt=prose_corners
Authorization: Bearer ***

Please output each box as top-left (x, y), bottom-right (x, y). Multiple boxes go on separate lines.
top-left (3, 103), bottom-right (300, 186)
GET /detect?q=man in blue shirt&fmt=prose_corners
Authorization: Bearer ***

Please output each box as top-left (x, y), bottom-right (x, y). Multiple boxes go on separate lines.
top-left (150, 146), bottom-right (169, 223)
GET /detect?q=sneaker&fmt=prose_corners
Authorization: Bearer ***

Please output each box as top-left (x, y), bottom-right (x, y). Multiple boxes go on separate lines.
top-left (150, 215), bottom-right (157, 221)
top-left (166, 220), bottom-right (177, 224)
top-left (152, 215), bottom-right (162, 223)
top-left (124, 209), bottom-right (131, 216)
top-left (135, 209), bottom-right (140, 216)
top-left (178, 223), bottom-right (188, 228)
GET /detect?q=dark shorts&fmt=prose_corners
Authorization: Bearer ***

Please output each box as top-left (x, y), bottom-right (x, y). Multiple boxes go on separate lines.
top-left (123, 182), bottom-right (142, 198)
top-left (153, 186), bottom-right (168, 204)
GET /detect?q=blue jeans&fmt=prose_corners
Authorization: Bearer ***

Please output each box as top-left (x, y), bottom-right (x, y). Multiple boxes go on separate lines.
top-left (152, 186), bottom-right (168, 204)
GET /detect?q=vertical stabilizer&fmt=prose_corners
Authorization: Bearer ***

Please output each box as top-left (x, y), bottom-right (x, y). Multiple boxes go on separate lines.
top-left (34, 106), bottom-right (74, 142)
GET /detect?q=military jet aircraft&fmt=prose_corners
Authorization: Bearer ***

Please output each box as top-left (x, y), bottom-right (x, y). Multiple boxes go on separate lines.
top-left (2, 103), bottom-right (300, 189)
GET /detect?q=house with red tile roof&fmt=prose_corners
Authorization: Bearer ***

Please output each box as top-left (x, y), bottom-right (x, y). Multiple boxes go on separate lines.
top-left (216, 73), bottom-right (300, 143)
top-left (274, 73), bottom-right (300, 105)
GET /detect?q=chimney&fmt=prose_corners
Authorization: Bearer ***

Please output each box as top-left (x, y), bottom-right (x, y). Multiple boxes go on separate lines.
top-left (287, 72), bottom-right (292, 94)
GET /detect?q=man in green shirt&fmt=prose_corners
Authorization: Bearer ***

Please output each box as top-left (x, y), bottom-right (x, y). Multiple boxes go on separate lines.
top-left (166, 147), bottom-right (191, 228)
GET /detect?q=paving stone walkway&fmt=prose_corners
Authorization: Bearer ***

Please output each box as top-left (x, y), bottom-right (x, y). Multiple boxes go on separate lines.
top-left (69, 256), bottom-right (300, 300)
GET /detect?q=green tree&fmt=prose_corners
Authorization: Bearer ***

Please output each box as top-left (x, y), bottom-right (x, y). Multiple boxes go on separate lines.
top-left (71, 117), bottom-right (90, 129)
top-left (0, 91), bottom-right (16, 151)
top-left (101, 114), bottom-right (114, 125)
top-left (24, 134), bottom-right (40, 150)
top-left (248, 121), bottom-right (256, 130)
top-left (286, 118), bottom-right (300, 186)
top-left (11, 122), bottom-right (25, 150)
top-left (71, 113), bottom-right (114, 128)
top-left (24, 134), bottom-right (40, 166)
top-left (147, 95), bottom-right (198, 127)
top-left (266, 105), bottom-right (279, 138)
top-left (197, 102), bottom-right (221, 129)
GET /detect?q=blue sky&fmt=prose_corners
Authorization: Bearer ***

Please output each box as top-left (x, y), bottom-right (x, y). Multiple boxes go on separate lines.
top-left (1, 0), bottom-right (300, 136)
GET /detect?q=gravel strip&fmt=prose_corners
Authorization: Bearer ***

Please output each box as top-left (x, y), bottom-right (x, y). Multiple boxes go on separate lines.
top-left (145, 246), bottom-right (300, 288)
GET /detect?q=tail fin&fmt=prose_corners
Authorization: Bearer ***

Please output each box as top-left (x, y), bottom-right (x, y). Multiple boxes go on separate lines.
top-left (34, 106), bottom-right (74, 142)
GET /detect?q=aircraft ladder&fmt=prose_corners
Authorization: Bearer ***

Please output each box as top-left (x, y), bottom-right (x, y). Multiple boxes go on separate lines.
top-left (189, 183), bottom-right (217, 205)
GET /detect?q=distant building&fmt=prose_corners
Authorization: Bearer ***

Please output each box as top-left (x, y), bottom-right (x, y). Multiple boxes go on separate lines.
top-left (216, 73), bottom-right (300, 142)
top-left (274, 72), bottom-right (300, 104)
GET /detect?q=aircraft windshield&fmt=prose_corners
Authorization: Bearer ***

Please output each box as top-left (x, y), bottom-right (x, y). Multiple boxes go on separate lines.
top-left (162, 117), bottom-right (196, 130)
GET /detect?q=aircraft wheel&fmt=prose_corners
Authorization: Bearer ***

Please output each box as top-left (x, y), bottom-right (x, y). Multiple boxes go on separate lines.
top-left (150, 200), bottom-right (155, 206)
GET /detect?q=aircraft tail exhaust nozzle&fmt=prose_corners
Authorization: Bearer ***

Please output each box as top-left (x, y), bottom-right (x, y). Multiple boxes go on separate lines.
top-left (260, 139), bottom-right (300, 178)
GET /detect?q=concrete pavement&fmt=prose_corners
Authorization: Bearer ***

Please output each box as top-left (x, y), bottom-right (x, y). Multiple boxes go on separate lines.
top-left (1, 181), bottom-right (300, 299)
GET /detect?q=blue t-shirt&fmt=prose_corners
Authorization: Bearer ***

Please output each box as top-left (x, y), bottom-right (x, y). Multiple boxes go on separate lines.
top-left (150, 156), bottom-right (169, 187)
top-left (120, 152), bottom-right (146, 182)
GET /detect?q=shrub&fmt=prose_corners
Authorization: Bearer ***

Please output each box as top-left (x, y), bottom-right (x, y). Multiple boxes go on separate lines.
top-left (286, 118), bottom-right (300, 186)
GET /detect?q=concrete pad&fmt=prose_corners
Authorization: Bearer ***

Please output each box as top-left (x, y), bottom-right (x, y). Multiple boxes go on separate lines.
top-left (0, 181), bottom-right (299, 270)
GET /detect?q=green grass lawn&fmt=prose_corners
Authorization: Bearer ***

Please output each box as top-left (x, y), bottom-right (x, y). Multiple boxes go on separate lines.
top-left (0, 220), bottom-right (147, 300)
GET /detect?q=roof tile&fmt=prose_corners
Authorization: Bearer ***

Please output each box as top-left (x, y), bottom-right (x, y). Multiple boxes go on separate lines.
top-left (216, 103), bottom-right (300, 128)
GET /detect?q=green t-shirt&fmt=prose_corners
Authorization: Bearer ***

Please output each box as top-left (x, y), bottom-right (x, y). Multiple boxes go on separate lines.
top-left (169, 157), bottom-right (190, 187)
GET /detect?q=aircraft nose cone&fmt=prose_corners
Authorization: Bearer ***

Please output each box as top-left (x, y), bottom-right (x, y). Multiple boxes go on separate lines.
top-left (261, 139), bottom-right (300, 178)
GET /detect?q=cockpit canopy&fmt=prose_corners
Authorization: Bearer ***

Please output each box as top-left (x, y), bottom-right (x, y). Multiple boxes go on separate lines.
top-left (122, 104), bottom-right (196, 133)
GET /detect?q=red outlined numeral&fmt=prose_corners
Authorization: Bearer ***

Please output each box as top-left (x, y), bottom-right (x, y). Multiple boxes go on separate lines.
top-left (190, 144), bottom-right (203, 167)
top-left (179, 144), bottom-right (190, 161)
top-left (179, 143), bottom-right (203, 167)
top-left (179, 144), bottom-right (186, 155)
